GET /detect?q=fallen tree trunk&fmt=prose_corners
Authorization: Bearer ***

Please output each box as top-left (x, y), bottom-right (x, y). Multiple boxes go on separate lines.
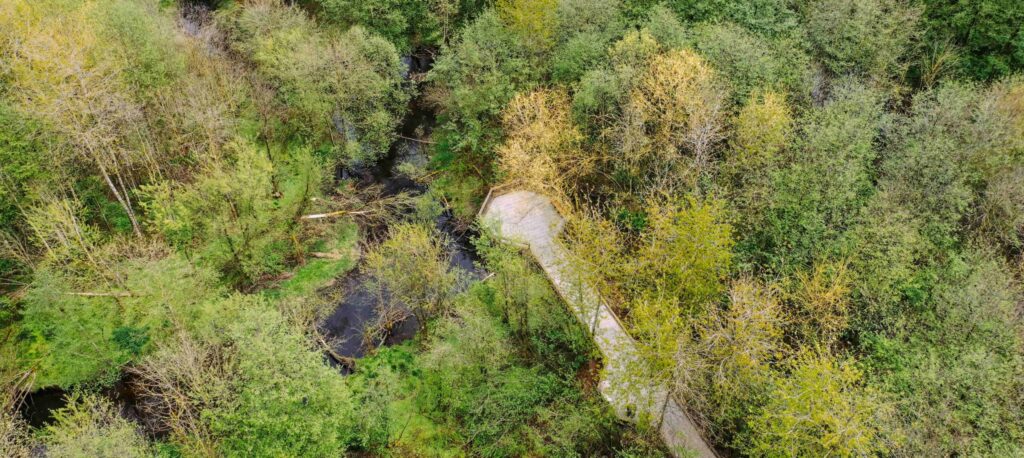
top-left (314, 330), bottom-right (356, 368)
top-left (309, 251), bottom-right (344, 260)
top-left (300, 210), bottom-right (370, 220)
top-left (66, 291), bottom-right (134, 297)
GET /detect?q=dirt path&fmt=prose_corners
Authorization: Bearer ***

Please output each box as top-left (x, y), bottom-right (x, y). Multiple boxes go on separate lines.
top-left (479, 190), bottom-right (716, 458)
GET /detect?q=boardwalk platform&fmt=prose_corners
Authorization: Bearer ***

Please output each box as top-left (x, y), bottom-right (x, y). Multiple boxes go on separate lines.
top-left (479, 190), bottom-right (716, 458)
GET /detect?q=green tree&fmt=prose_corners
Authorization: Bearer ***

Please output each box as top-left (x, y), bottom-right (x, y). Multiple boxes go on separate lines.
top-left (21, 269), bottom-right (129, 388)
top-left (844, 194), bottom-right (933, 334)
top-left (97, 0), bottom-right (184, 92)
top-left (919, 0), bottom-right (1024, 80)
top-left (687, 22), bottom-right (813, 105)
top-left (879, 82), bottom-right (980, 249)
top-left (20, 249), bottom-right (221, 388)
top-left (626, 292), bottom-right (694, 430)
top-left (0, 103), bottom-right (50, 283)
top-left (316, 0), bottom-right (419, 51)
top-left (745, 82), bottom-right (885, 271)
top-left (865, 252), bottom-right (1024, 456)
top-left (667, 0), bottom-right (798, 36)
top-left (207, 300), bottom-right (361, 457)
top-left (550, 0), bottom-right (627, 85)
top-left (571, 29), bottom-right (660, 135)
top-left (219, 1), bottom-right (408, 164)
top-left (142, 139), bottom-right (319, 284)
top-left (427, 10), bottom-right (541, 216)
top-left (972, 77), bottom-right (1024, 251)
top-left (802, 0), bottom-right (920, 80)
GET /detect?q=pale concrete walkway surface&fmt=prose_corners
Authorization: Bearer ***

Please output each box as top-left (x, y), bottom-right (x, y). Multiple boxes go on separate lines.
top-left (480, 190), bottom-right (716, 458)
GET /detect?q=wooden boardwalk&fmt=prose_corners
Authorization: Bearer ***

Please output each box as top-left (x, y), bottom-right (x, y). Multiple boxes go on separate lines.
top-left (479, 190), bottom-right (716, 458)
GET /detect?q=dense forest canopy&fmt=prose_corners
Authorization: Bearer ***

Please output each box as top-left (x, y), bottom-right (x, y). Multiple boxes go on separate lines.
top-left (1, 0), bottom-right (1022, 457)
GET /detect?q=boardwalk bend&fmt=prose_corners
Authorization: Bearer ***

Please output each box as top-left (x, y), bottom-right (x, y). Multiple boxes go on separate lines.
top-left (479, 190), bottom-right (717, 458)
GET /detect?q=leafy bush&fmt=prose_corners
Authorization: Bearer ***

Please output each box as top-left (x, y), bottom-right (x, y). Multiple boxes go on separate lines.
top-left (206, 302), bottom-right (361, 457)
top-left (688, 22), bottom-right (813, 105)
top-left (801, 0), bottom-right (920, 80)
top-left (41, 393), bottom-right (152, 458)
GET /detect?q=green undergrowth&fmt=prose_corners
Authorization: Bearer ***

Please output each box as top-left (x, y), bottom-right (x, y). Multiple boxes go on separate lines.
top-left (263, 220), bottom-right (359, 300)
top-left (346, 238), bottom-right (667, 457)
top-left (351, 343), bottom-right (467, 456)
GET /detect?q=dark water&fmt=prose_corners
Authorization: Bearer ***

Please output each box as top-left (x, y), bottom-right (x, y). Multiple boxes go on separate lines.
top-left (19, 377), bottom-right (146, 430)
top-left (321, 49), bottom-right (486, 369)
top-left (19, 387), bottom-right (65, 428)
top-left (319, 209), bottom-right (485, 363)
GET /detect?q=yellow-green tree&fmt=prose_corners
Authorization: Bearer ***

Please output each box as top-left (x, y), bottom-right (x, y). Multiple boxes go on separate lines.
top-left (497, 88), bottom-right (589, 204)
top-left (0, 400), bottom-right (32, 458)
top-left (627, 292), bottom-right (698, 430)
top-left (365, 223), bottom-right (458, 334)
top-left (786, 260), bottom-right (852, 346)
top-left (497, 0), bottom-right (558, 52)
top-left (0, 0), bottom-right (160, 237)
top-left (728, 91), bottom-right (793, 174)
top-left (619, 49), bottom-right (728, 185)
top-left (696, 278), bottom-right (784, 439)
top-left (41, 393), bottom-right (153, 458)
top-left (630, 196), bottom-right (733, 316)
top-left (746, 350), bottom-right (890, 457)
top-left (724, 91), bottom-right (794, 235)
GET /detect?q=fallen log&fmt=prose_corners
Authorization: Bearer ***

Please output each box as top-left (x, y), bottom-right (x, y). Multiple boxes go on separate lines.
top-left (309, 251), bottom-right (344, 260)
top-left (66, 291), bottom-right (134, 297)
top-left (314, 330), bottom-right (356, 368)
top-left (300, 210), bottom-right (370, 220)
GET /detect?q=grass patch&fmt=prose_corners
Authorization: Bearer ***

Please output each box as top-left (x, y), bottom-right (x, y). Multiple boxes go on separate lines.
top-left (263, 220), bottom-right (359, 300)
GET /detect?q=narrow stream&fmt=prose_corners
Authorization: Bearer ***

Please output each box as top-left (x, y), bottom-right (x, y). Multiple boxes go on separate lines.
top-left (320, 49), bottom-right (486, 367)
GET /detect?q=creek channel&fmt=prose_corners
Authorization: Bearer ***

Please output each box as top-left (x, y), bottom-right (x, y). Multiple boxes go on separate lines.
top-left (320, 50), bottom-right (485, 366)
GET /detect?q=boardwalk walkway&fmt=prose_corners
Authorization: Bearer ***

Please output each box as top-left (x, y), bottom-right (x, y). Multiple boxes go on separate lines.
top-left (479, 190), bottom-right (716, 458)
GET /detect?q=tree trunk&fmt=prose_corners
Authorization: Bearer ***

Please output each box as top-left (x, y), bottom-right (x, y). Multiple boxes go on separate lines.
top-left (97, 161), bottom-right (142, 237)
